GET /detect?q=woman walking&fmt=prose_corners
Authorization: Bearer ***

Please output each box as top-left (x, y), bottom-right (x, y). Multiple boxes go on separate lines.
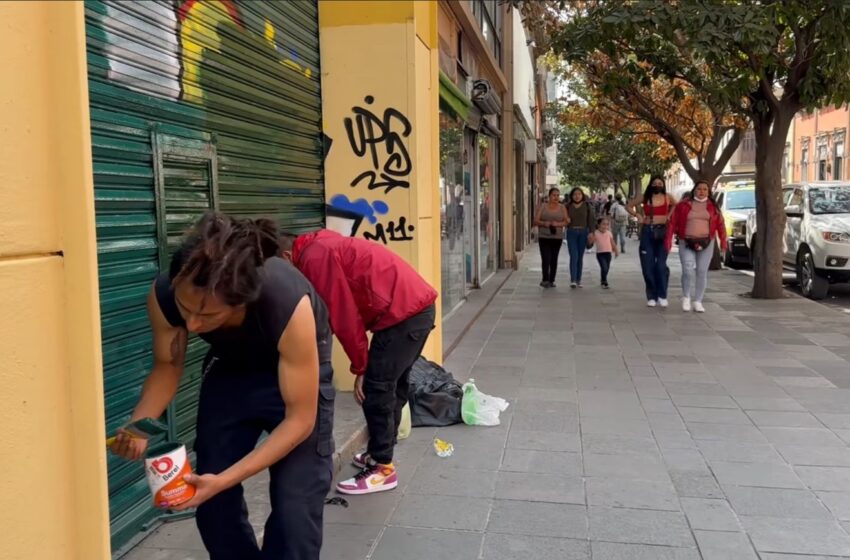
top-left (666, 181), bottom-right (727, 313)
top-left (534, 187), bottom-right (570, 287)
top-left (565, 187), bottom-right (596, 288)
top-left (628, 176), bottom-right (675, 307)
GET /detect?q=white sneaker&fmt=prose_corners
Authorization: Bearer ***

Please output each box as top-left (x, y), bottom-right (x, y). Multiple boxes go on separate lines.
top-left (693, 301), bottom-right (705, 313)
top-left (647, 299), bottom-right (657, 307)
top-left (682, 297), bottom-right (691, 312)
top-left (658, 298), bottom-right (669, 308)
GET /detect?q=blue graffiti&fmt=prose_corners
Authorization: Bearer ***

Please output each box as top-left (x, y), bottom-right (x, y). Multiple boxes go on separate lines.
top-left (329, 194), bottom-right (389, 224)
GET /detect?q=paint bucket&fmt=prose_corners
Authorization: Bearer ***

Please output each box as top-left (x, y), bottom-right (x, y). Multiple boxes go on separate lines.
top-left (144, 442), bottom-right (195, 508)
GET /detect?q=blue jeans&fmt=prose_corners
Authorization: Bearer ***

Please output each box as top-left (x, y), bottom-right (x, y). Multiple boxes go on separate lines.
top-left (639, 226), bottom-right (669, 300)
top-left (566, 228), bottom-right (589, 283)
top-left (612, 223), bottom-right (627, 252)
top-left (679, 239), bottom-right (715, 302)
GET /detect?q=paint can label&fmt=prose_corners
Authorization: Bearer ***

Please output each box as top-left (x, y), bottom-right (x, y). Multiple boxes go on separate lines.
top-left (144, 443), bottom-right (195, 508)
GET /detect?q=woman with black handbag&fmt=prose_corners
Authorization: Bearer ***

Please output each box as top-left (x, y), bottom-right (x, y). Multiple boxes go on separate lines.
top-left (665, 181), bottom-right (727, 313)
top-left (565, 187), bottom-right (596, 288)
top-left (627, 177), bottom-right (675, 307)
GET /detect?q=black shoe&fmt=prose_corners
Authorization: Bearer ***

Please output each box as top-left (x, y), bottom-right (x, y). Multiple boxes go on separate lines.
top-left (570, 282), bottom-right (577, 289)
top-left (540, 281), bottom-right (546, 287)
top-left (550, 282), bottom-right (557, 288)
top-left (602, 283), bottom-right (610, 289)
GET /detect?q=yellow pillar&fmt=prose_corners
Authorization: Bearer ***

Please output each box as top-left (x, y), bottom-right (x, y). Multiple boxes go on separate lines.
top-left (0, 2), bottom-right (110, 558)
top-left (319, 1), bottom-right (442, 390)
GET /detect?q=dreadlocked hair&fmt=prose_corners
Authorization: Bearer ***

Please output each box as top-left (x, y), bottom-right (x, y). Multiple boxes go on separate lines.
top-left (171, 212), bottom-right (280, 306)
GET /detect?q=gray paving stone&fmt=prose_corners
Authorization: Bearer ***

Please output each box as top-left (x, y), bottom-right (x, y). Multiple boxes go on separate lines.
top-left (589, 542), bottom-right (700, 560)
top-left (733, 397), bottom-right (806, 412)
top-left (641, 398), bottom-right (678, 413)
top-left (687, 422), bottom-right (768, 443)
top-left (680, 498), bottom-right (741, 531)
top-left (586, 477), bottom-right (679, 511)
top-left (816, 491), bottom-right (850, 520)
top-left (813, 412), bottom-right (850, 429)
top-left (500, 449), bottom-right (581, 475)
top-left (678, 407), bottom-right (754, 425)
top-left (760, 427), bottom-right (845, 446)
top-left (487, 500), bottom-right (588, 538)
top-left (723, 486), bottom-right (831, 519)
top-left (693, 530), bottom-right (759, 559)
top-left (760, 554), bottom-right (850, 560)
top-left (123, 549), bottom-right (208, 560)
top-left (671, 394), bottom-right (739, 409)
top-left (795, 466), bottom-right (850, 491)
top-left (581, 416), bottom-right (654, 437)
top-left (709, 461), bottom-right (804, 489)
top-left (671, 472), bottom-right (725, 499)
top-left (697, 440), bottom-right (784, 464)
top-left (588, 507), bottom-right (695, 547)
top-left (776, 445), bottom-right (850, 467)
top-left (495, 470), bottom-right (584, 504)
top-left (506, 429), bottom-right (580, 452)
top-left (582, 433), bottom-right (660, 457)
top-left (320, 523), bottom-right (382, 560)
top-left (584, 452), bottom-right (671, 481)
top-left (371, 527), bottom-right (483, 560)
top-left (662, 448), bottom-right (711, 474)
top-left (406, 466), bottom-right (497, 498)
top-left (389, 494), bottom-right (491, 531)
top-left (323, 491), bottom-right (402, 526)
top-left (481, 534), bottom-right (590, 560)
top-left (746, 410), bottom-right (823, 428)
top-left (740, 516), bottom-right (850, 556)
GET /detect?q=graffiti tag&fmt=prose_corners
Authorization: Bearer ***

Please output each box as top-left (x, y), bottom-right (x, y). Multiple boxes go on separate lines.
top-left (344, 96), bottom-right (413, 194)
top-left (364, 217), bottom-right (415, 244)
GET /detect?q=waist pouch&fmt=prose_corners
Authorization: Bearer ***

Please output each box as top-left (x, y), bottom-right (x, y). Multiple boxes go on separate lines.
top-left (684, 237), bottom-right (711, 251)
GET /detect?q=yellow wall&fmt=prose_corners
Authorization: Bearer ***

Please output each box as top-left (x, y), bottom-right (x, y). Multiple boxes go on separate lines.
top-left (319, 1), bottom-right (442, 390)
top-left (0, 2), bottom-right (110, 558)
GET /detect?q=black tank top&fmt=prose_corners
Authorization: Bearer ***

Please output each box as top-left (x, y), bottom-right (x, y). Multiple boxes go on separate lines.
top-left (155, 257), bottom-right (333, 376)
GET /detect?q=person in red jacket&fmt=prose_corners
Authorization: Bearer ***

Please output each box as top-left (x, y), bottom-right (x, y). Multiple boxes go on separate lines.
top-left (665, 181), bottom-right (728, 313)
top-left (280, 229), bottom-right (437, 495)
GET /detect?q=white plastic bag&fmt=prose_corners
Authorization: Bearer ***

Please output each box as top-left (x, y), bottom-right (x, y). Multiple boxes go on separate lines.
top-left (461, 379), bottom-right (509, 426)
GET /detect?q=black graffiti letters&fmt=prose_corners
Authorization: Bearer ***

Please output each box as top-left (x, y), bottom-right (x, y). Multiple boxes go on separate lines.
top-left (344, 96), bottom-right (413, 194)
top-left (364, 217), bottom-right (415, 244)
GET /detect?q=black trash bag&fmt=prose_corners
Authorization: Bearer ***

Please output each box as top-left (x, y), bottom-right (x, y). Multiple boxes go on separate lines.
top-left (408, 357), bottom-right (463, 427)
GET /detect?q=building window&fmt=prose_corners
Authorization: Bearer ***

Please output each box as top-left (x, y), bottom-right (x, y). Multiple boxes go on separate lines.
top-left (782, 144), bottom-right (789, 183)
top-left (740, 129), bottom-right (756, 165)
top-left (801, 141), bottom-right (809, 182)
top-left (471, 0), bottom-right (502, 64)
top-left (817, 139), bottom-right (828, 181)
top-left (835, 135), bottom-right (845, 181)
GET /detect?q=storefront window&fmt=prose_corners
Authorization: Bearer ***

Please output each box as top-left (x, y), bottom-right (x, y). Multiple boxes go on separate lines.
top-left (439, 111), bottom-right (466, 316)
top-left (478, 135), bottom-right (499, 279)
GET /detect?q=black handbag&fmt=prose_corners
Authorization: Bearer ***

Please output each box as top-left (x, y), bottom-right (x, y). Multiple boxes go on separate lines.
top-left (685, 237), bottom-right (711, 252)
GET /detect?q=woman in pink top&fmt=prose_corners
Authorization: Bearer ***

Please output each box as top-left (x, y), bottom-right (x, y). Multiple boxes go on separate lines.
top-left (665, 181), bottom-right (727, 312)
top-left (594, 218), bottom-right (619, 288)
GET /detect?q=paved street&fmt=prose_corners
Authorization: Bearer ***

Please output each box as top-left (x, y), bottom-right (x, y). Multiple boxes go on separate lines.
top-left (128, 244), bottom-right (850, 560)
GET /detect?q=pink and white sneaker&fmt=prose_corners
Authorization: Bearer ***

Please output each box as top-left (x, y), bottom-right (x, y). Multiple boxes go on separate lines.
top-left (336, 463), bottom-right (398, 495)
top-left (351, 452), bottom-right (370, 469)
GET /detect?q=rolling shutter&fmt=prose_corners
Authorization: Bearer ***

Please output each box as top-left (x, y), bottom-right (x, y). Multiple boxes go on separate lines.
top-left (84, 0), bottom-right (324, 553)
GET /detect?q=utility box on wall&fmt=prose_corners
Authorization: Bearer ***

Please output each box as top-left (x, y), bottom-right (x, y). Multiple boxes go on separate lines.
top-left (525, 139), bottom-right (537, 163)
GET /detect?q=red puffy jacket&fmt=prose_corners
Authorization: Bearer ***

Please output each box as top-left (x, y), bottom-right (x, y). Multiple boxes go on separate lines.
top-left (292, 230), bottom-right (438, 375)
top-left (665, 198), bottom-right (728, 253)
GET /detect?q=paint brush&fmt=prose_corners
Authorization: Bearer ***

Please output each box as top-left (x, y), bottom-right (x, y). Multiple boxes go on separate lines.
top-left (105, 417), bottom-right (168, 447)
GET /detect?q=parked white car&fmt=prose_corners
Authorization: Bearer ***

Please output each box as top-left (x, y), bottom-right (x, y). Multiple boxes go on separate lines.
top-left (746, 182), bottom-right (850, 299)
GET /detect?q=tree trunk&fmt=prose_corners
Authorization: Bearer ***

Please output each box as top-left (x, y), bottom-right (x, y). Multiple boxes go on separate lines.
top-left (751, 110), bottom-right (792, 299)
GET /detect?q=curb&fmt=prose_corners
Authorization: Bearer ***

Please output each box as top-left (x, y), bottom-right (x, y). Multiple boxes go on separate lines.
top-left (332, 423), bottom-right (368, 478)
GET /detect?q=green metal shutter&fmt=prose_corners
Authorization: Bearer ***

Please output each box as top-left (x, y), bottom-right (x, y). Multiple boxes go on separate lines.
top-left (84, 1), bottom-right (324, 553)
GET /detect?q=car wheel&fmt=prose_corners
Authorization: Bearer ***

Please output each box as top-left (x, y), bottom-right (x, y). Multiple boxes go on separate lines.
top-left (797, 249), bottom-right (829, 300)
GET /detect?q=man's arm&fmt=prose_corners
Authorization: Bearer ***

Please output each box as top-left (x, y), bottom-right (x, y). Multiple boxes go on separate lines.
top-left (110, 284), bottom-right (187, 460)
top-left (177, 296), bottom-right (319, 508)
top-left (301, 254), bottom-right (369, 375)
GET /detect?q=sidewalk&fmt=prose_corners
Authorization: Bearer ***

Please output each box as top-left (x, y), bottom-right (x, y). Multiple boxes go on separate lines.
top-left (128, 245), bottom-right (850, 559)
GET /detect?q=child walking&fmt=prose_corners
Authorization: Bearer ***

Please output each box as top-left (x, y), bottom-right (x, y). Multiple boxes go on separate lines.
top-left (595, 218), bottom-right (619, 288)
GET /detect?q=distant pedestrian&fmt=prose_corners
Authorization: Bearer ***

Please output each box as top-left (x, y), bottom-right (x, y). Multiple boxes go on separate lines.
top-left (565, 187), bottom-right (596, 288)
top-left (594, 217), bottom-right (619, 289)
top-left (610, 194), bottom-right (629, 253)
top-left (534, 188), bottom-right (570, 288)
top-left (665, 181), bottom-right (727, 313)
top-left (603, 194), bottom-right (614, 217)
top-left (627, 176), bottom-right (675, 307)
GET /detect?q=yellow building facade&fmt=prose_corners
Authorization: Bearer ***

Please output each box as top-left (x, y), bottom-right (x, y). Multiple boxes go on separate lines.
top-left (1, 0), bottom-right (442, 556)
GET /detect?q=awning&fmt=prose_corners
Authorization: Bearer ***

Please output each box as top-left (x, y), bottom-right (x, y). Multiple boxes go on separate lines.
top-left (439, 70), bottom-right (472, 123)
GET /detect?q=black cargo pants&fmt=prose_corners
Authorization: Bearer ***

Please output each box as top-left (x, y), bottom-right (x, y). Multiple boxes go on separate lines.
top-left (193, 359), bottom-right (335, 560)
top-left (363, 305), bottom-right (436, 464)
